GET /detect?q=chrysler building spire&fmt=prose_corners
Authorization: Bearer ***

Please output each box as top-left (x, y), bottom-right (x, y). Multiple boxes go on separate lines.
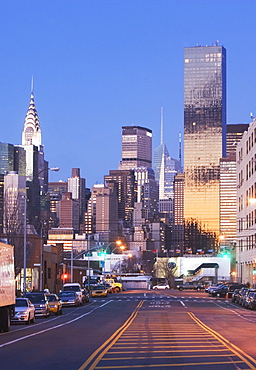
top-left (22, 78), bottom-right (41, 147)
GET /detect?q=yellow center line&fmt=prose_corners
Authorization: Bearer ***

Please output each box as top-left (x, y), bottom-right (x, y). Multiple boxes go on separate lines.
top-left (78, 301), bottom-right (144, 370)
top-left (188, 312), bottom-right (256, 370)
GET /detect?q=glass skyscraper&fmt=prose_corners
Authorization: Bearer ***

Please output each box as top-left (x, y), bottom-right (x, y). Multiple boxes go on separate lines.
top-left (184, 45), bottom-right (226, 240)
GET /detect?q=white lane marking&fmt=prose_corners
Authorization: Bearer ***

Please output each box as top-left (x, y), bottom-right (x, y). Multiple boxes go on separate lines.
top-left (213, 302), bottom-right (256, 323)
top-left (0, 301), bottom-right (112, 348)
top-left (179, 300), bottom-right (187, 307)
top-left (7, 304), bottom-right (94, 335)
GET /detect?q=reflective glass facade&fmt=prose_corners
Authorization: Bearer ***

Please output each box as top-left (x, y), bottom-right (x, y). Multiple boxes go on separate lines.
top-left (184, 45), bottom-right (226, 236)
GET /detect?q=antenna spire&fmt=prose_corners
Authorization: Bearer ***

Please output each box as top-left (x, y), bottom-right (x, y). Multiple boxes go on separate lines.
top-left (179, 132), bottom-right (182, 163)
top-left (31, 76), bottom-right (34, 95)
top-left (160, 107), bottom-right (164, 144)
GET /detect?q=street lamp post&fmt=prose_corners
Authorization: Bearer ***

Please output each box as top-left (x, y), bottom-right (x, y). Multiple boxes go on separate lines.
top-left (23, 193), bottom-right (27, 293)
top-left (103, 241), bottom-right (124, 276)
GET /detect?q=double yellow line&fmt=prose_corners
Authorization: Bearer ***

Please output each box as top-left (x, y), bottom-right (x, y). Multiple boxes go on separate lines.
top-left (188, 312), bottom-right (256, 370)
top-left (78, 300), bottom-right (144, 370)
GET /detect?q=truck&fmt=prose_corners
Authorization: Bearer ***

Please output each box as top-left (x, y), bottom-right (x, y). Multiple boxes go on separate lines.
top-left (0, 242), bottom-right (15, 332)
top-left (105, 277), bottom-right (123, 292)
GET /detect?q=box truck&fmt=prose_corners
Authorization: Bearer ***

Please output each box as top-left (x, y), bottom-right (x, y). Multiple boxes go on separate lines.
top-left (0, 242), bottom-right (15, 332)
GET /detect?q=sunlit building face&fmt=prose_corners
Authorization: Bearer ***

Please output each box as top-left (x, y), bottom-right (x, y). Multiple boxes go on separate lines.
top-left (184, 45), bottom-right (226, 236)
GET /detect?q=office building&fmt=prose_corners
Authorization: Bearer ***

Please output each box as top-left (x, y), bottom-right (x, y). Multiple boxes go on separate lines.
top-left (154, 108), bottom-right (181, 202)
top-left (226, 124), bottom-right (249, 157)
top-left (219, 124), bottom-right (249, 250)
top-left (104, 169), bottom-right (136, 226)
top-left (219, 157), bottom-right (237, 243)
top-left (173, 173), bottom-right (185, 254)
top-left (119, 126), bottom-right (152, 170)
top-left (84, 183), bottom-right (118, 242)
top-left (184, 44), bottom-right (226, 244)
top-left (57, 192), bottom-right (80, 232)
top-left (0, 143), bottom-right (26, 233)
top-left (3, 171), bottom-right (26, 248)
top-left (236, 118), bottom-right (256, 286)
top-left (134, 167), bottom-right (158, 221)
top-left (48, 181), bottom-right (68, 227)
top-left (68, 168), bottom-right (86, 231)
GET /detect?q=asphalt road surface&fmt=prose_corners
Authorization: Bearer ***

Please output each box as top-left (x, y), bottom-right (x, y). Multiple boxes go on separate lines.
top-left (1, 289), bottom-right (256, 370)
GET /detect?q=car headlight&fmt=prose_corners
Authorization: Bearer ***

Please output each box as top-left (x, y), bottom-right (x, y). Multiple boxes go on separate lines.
top-left (39, 304), bottom-right (46, 307)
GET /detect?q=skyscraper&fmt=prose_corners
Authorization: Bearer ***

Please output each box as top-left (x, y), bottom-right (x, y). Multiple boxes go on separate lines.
top-left (104, 169), bottom-right (135, 226)
top-left (19, 83), bottom-right (49, 232)
top-left (184, 44), bottom-right (226, 243)
top-left (68, 168), bottom-right (86, 231)
top-left (219, 124), bottom-right (249, 248)
top-left (0, 144), bottom-right (26, 233)
top-left (119, 126), bottom-right (152, 170)
top-left (153, 108), bottom-right (181, 202)
top-left (226, 124), bottom-right (249, 157)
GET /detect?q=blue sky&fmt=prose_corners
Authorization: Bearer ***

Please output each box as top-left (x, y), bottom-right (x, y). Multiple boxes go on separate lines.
top-left (0, 0), bottom-right (255, 188)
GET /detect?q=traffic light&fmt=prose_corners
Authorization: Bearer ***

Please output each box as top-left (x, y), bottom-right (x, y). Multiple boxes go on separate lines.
top-left (61, 273), bottom-right (68, 280)
top-left (221, 251), bottom-right (230, 258)
top-left (98, 249), bottom-right (106, 257)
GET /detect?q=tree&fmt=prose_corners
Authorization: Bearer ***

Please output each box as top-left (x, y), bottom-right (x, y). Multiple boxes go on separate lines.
top-left (120, 255), bottom-right (143, 273)
top-left (153, 258), bottom-right (177, 289)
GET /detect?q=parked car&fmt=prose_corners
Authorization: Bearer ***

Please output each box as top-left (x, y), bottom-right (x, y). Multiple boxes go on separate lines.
top-left (225, 284), bottom-right (246, 298)
top-left (11, 298), bottom-right (35, 325)
top-left (153, 284), bottom-right (170, 290)
top-left (211, 284), bottom-right (229, 297)
top-left (236, 287), bottom-right (249, 305)
top-left (176, 282), bottom-right (204, 291)
top-left (231, 289), bottom-right (240, 303)
top-left (46, 294), bottom-right (62, 315)
top-left (245, 292), bottom-right (256, 310)
top-left (241, 289), bottom-right (256, 307)
top-left (81, 289), bottom-right (90, 303)
top-left (238, 288), bottom-right (250, 306)
top-left (91, 285), bottom-right (108, 297)
top-left (58, 291), bottom-right (81, 307)
top-left (24, 292), bottom-right (50, 317)
top-left (208, 283), bottom-right (228, 295)
top-left (211, 283), bottom-right (245, 298)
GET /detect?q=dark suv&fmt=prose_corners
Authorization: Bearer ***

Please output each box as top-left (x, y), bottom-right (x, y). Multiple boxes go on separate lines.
top-left (24, 292), bottom-right (50, 317)
top-left (212, 283), bottom-right (245, 298)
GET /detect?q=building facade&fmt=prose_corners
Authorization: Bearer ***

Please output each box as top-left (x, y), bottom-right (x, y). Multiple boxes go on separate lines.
top-left (68, 168), bottom-right (86, 231)
top-left (184, 44), bottom-right (226, 245)
top-left (104, 169), bottom-right (136, 226)
top-left (119, 126), bottom-right (152, 170)
top-left (173, 173), bottom-right (184, 254)
top-left (236, 119), bottom-right (256, 287)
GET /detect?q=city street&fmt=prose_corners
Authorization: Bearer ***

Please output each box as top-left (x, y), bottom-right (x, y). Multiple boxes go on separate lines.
top-left (1, 289), bottom-right (256, 370)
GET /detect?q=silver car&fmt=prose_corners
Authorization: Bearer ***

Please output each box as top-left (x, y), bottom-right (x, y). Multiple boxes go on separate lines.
top-left (24, 293), bottom-right (50, 317)
top-left (12, 298), bottom-right (35, 324)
